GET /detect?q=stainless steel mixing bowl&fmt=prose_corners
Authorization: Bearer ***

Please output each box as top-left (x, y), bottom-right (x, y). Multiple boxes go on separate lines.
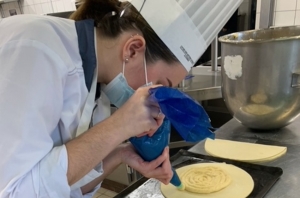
top-left (219, 26), bottom-right (300, 129)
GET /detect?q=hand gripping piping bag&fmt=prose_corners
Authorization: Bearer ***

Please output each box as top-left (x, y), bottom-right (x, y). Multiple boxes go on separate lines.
top-left (129, 86), bottom-right (215, 190)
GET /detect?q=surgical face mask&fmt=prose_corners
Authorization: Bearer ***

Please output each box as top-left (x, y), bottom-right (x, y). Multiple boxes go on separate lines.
top-left (103, 56), bottom-right (152, 108)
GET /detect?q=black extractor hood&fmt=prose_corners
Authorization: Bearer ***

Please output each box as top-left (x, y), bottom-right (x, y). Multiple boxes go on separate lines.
top-left (46, 11), bottom-right (74, 19)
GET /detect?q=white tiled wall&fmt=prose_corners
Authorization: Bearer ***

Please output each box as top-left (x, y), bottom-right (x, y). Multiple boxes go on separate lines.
top-left (0, 0), bottom-right (75, 18)
top-left (273, 0), bottom-right (299, 27)
top-left (256, 0), bottom-right (300, 29)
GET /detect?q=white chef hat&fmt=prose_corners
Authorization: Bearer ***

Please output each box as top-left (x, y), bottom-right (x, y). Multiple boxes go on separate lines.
top-left (128, 0), bottom-right (243, 72)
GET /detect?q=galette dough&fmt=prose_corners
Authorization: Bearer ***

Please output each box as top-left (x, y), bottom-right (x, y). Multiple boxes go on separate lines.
top-left (161, 163), bottom-right (254, 198)
top-left (205, 139), bottom-right (287, 163)
top-left (180, 166), bottom-right (231, 194)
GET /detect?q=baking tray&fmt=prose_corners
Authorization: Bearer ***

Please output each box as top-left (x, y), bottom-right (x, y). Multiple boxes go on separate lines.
top-left (114, 149), bottom-right (283, 198)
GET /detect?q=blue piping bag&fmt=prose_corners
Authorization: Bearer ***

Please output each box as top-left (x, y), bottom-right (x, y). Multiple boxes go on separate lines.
top-left (149, 87), bottom-right (215, 142)
top-left (129, 119), bottom-right (184, 189)
top-left (129, 87), bottom-right (215, 190)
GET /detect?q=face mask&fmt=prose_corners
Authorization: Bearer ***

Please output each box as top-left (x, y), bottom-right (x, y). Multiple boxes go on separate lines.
top-left (104, 55), bottom-right (152, 108)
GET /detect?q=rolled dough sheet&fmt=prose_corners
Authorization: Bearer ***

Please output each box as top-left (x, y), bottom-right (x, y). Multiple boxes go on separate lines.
top-left (249, 148), bottom-right (286, 163)
top-left (205, 139), bottom-right (287, 163)
top-left (161, 163), bottom-right (254, 198)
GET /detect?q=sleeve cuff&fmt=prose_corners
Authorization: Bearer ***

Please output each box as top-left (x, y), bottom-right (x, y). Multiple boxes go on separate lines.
top-left (71, 161), bottom-right (104, 190)
top-left (70, 183), bottom-right (102, 198)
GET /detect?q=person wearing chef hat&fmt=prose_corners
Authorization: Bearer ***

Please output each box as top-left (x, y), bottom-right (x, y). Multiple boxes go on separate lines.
top-left (0, 0), bottom-right (242, 197)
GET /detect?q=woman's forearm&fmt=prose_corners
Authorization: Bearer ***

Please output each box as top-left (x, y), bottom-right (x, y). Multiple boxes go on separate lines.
top-left (65, 117), bottom-right (126, 186)
top-left (80, 145), bottom-right (123, 194)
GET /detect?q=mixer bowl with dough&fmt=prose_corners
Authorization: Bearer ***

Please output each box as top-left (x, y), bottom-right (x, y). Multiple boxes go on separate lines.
top-left (219, 26), bottom-right (300, 130)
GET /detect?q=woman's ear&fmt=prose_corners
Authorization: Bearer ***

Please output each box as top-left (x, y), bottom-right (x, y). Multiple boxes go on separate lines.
top-left (122, 35), bottom-right (146, 60)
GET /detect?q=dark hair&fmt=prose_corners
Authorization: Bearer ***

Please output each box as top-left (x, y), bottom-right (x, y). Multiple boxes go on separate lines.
top-left (70, 0), bottom-right (178, 64)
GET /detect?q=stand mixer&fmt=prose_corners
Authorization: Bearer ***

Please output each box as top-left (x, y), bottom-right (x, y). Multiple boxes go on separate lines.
top-left (219, 26), bottom-right (300, 130)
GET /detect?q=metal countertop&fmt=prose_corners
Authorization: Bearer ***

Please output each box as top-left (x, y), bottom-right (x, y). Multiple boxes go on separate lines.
top-left (118, 117), bottom-right (300, 198)
top-left (189, 117), bottom-right (300, 198)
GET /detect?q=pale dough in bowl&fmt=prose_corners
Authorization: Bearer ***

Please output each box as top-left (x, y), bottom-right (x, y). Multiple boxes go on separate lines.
top-left (161, 163), bottom-right (254, 198)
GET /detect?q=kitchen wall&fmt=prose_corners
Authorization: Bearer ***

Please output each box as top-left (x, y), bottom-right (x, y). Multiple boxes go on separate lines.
top-left (3, 0), bottom-right (300, 28)
top-left (238, 0), bottom-right (251, 30)
top-left (256, 0), bottom-right (300, 29)
top-left (0, 0), bottom-right (75, 18)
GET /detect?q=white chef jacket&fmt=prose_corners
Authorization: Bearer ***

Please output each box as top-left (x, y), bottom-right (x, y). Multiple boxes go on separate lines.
top-left (0, 15), bottom-right (109, 198)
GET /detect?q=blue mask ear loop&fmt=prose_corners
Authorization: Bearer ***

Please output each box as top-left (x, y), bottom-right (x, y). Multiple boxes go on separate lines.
top-left (144, 54), bottom-right (148, 85)
top-left (143, 53), bottom-right (153, 86)
top-left (125, 34), bottom-right (151, 87)
top-left (123, 56), bottom-right (129, 77)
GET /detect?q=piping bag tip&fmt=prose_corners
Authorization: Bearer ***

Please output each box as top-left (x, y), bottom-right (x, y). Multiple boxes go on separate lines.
top-left (176, 183), bottom-right (185, 191)
top-left (170, 168), bottom-right (185, 191)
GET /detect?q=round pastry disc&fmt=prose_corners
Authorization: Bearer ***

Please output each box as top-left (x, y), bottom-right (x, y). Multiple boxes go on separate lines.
top-left (161, 163), bottom-right (254, 198)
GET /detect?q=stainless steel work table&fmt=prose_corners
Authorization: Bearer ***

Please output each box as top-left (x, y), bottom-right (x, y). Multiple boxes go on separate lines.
top-left (189, 117), bottom-right (300, 198)
top-left (116, 117), bottom-right (300, 198)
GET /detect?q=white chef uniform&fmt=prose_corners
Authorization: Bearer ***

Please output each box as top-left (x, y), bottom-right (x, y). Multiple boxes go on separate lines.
top-left (0, 15), bottom-right (109, 198)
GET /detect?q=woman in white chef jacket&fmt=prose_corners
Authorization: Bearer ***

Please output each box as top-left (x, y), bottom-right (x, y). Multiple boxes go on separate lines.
top-left (0, 0), bottom-right (225, 197)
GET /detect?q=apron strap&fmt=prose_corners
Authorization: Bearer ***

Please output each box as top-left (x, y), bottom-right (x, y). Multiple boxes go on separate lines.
top-left (74, 20), bottom-right (99, 136)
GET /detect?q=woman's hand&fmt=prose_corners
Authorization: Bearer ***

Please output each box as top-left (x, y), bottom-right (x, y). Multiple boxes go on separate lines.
top-left (119, 143), bottom-right (173, 185)
top-left (111, 85), bottom-right (165, 139)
